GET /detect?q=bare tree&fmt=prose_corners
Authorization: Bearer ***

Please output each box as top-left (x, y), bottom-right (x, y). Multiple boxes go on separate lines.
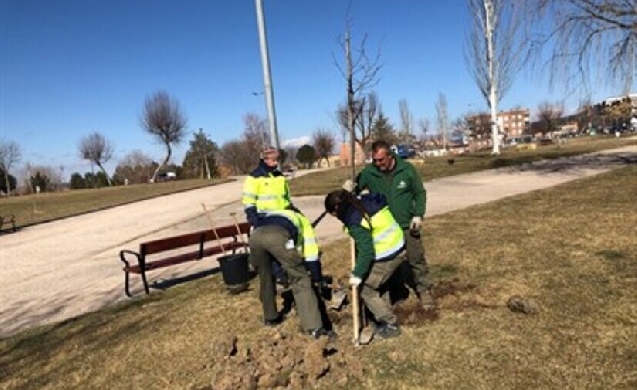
top-left (114, 149), bottom-right (155, 184)
top-left (333, 11), bottom-right (382, 176)
top-left (398, 98), bottom-right (414, 144)
top-left (536, 100), bottom-right (565, 135)
top-left (435, 93), bottom-right (450, 150)
top-left (417, 117), bottom-right (431, 144)
top-left (219, 140), bottom-right (255, 175)
top-left (525, 0), bottom-right (637, 93)
top-left (140, 90), bottom-right (187, 182)
top-left (243, 113), bottom-right (268, 156)
top-left (0, 140), bottom-right (21, 196)
top-left (79, 132), bottom-right (114, 186)
top-left (312, 128), bottom-right (336, 167)
top-left (336, 92), bottom-right (379, 151)
top-left (465, 0), bottom-right (526, 154)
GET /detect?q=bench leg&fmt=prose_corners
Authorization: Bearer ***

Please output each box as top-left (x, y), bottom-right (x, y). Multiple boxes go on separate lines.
top-left (141, 269), bottom-right (150, 295)
top-left (124, 270), bottom-right (132, 297)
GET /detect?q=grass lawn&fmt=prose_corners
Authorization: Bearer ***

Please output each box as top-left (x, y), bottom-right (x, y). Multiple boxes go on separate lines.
top-left (1, 166), bottom-right (635, 389)
top-left (0, 178), bottom-right (230, 229)
top-left (289, 135), bottom-right (637, 196)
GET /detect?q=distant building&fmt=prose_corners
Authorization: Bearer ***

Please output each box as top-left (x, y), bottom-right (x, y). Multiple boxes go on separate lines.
top-left (497, 109), bottom-right (531, 138)
top-left (466, 109), bottom-right (530, 138)
top-left (339, 142), bottom-right (366, 167)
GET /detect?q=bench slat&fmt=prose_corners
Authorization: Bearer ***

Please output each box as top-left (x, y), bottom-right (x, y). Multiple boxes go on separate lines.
top-left (125, 241), bottom-right (248, 274)
top-left (142, 223), bottom-right (250, 255)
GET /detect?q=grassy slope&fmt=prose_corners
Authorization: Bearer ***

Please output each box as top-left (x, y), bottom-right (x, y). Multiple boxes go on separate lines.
top-left (1, 166), bottom-right (635, 389)
top-left (0, 179), bottom-right (231, 229)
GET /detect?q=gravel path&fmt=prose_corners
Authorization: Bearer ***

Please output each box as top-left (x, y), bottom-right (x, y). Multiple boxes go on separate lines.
top-left (1, 144), bottom-right (635, 337)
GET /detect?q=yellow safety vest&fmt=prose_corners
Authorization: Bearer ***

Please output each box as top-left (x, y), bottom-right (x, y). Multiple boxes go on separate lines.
top-left (263, 210), bottom-right (320, 262)
top-left (361, 206), bottom-right (404, 260)
top-left (242, 173), bottom-right (291, 213)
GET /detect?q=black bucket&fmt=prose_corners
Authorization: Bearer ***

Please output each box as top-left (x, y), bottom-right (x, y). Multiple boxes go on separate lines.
top-left (218, 253), bottom-right (250, 286)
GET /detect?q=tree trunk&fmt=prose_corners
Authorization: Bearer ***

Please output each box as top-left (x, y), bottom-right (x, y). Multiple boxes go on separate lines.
top-left (485, 0), bottom-right (500, 155)
top-left (96, 163), bottom-right (112, 186)
top-left (152, 143), bottom-right (172, 182)
top-left (3, 170), bottom-right (10, 196)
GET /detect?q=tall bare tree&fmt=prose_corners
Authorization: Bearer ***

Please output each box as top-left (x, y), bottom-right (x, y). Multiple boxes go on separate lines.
top-left (525, 0), bottom-right (637, 93)
top-left (465, 0), bottom-right (525, 154)
top-left (243, 113), bottom-right (268, 155)
top-left (536, 100), bottom-right (565, 135)
top-left (398, 98), bottom-right (414, 144)
top-left (0, 140), bottom-right (21, 196)
top-left (418, 117), bottom-right (431, 144)
top-left (334, 11), bottom-right (382, 176)
top-left (140, 90), bottom-right (187, 182)
top-left (337, 92), bottom-right (379, 152)
top-left (78, 132), bottom-right (114, 186)
top-left (312, 128), bottom-right (336, 167)
top-left (435, 93), bottom-right (450, 150)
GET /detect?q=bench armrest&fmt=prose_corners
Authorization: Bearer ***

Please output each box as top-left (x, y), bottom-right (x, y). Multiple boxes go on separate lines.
top-left (120, 249), bottom-right (141, 270)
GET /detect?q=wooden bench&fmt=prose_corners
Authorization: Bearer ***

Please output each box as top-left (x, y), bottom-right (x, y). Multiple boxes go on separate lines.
top-left (0, 214), bottom-right (16, 233)
top-left (119, 222), bottom-right (250, 297)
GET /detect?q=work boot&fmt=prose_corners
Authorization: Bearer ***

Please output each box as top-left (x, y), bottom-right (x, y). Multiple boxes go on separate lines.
top-left (419, 288), bottom-right (437, 311)
top-left (264, 315), bottom-right (283, 327)
top-left (374, 322), bottom-right (401, 339)
top-left (308, 328), bottom-right (338, 340)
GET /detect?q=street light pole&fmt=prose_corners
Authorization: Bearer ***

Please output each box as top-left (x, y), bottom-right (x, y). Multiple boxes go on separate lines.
top-left (254, 0), bottom-right (280, 151)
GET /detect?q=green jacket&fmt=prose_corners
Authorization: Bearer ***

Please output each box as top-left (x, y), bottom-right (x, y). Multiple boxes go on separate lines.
top-left (356, 154), bottom-right (426, 229)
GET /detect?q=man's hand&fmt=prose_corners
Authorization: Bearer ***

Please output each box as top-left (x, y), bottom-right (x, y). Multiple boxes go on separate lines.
top-left (410, 216), bottom-right (423, 230)
top-left (349, 275), bottom-right (362, 286)
top-left (342, 179), bottom-right (355, 192)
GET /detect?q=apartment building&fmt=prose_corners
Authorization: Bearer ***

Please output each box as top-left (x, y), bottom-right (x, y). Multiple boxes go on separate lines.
top-left (467, 108), bottom-right (531, 139)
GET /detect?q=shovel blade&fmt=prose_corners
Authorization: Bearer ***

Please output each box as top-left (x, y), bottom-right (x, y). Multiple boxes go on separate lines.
top-left (329, 289), bottom-right (347, 310)
top-left (358, 327), bottom-right (374, 345)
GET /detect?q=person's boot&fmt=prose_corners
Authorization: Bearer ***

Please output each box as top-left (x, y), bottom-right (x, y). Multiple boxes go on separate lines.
top-left (308, 328), bottom-right (338, 340)
top-left (374, 322), bottom-right (401, 339)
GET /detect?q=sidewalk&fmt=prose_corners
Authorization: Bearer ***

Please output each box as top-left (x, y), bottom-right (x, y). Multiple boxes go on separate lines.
top-left (1, 145), bottom-right (635, 337)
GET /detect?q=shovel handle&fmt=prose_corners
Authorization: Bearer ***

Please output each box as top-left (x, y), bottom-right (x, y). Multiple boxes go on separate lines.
top-left (350, 238), bottom-right (360, 344)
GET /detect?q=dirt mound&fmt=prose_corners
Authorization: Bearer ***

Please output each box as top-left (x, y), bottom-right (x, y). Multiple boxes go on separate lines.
top-left (197, 329), bottom-right (364, 390)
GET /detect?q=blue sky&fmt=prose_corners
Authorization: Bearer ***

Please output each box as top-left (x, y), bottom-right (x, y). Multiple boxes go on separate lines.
top-left (0, 0), bottom-right (628, 177)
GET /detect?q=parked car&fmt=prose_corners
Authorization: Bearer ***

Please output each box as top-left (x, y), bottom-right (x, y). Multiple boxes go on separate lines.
top-left (391, 144), bottom-right (416, 159)
top-left (157, 172), bottom-right (177, 182)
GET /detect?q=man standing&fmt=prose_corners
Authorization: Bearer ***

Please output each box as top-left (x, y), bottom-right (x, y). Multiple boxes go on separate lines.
top-left (242, 146), bottom-right (295, 226)
top-left (345, 140), bottom-right (436, 310)
top-left (242, 146), bottom-right (297, 285)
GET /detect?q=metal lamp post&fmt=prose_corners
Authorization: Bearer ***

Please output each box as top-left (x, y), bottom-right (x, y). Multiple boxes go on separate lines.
top-left (254, 0), bottom-right (280, 151)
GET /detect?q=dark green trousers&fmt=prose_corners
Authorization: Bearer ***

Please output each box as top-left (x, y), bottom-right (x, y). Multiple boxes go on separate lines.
top-left (404, 228), bottom-right (432, 294)
top-left (248, 225), bottom-right (322, 331)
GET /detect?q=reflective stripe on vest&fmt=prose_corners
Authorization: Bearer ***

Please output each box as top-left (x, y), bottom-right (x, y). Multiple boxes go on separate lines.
top-left (241, 174), bottom-right (291, 212)
top-left (263, 210), bottom-right (320, 262)
top-left (361, 207), bottom-right (404, 260)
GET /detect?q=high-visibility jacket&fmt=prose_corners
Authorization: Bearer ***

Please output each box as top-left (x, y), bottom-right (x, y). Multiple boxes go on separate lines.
top-left (340, 193), bottom-right (405, 278)
top-left (255, 209), bottom-right (322, 281)
top-left (242, 160), bottom-right (292, 226)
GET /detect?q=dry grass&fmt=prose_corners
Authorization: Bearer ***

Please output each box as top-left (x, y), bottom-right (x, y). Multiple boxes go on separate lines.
top-left (0, 179), bottom-right (230, 229)
top-left (290, 136), bottom-right (637, 196)
top-left (1, 165), bottom-right (635, 389)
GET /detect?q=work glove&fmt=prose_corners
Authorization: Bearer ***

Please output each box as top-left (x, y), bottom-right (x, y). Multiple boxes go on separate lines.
top-left (349, 275), bottom-right (362, 287)
top-left (342, 179), bottom-right (355, 192)
top-left (410, 216), bottom-right (423, 231)
top-left (318, 279), bottom-right (332, 300)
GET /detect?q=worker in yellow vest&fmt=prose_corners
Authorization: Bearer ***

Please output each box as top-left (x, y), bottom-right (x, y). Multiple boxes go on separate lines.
top-left (324, 189), bottom-right (405, 339)
top-left (249, 209), bottom-right (334, 339)
top-left (242, 147), bottom-right (299, 286)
